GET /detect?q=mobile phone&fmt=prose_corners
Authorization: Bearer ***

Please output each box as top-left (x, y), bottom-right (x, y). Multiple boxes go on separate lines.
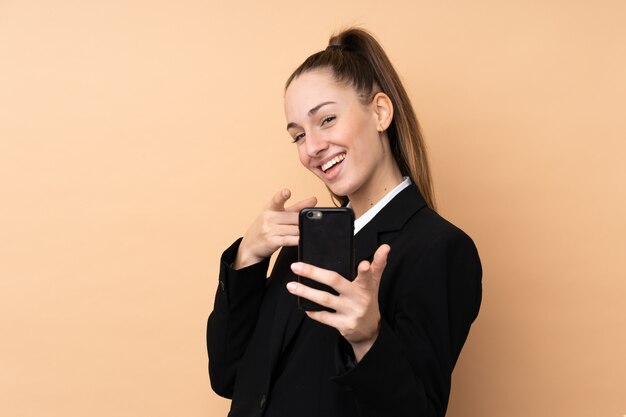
top-left (298, 207), bottom-right (355, 311)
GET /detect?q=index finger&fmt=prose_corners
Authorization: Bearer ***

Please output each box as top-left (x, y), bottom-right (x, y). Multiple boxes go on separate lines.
top-left (285, 196), bottom-right (317, 213)
top-left (290, 262), bottom-right (350, 293)
top-left (266, 188), bottom-right (291, 211)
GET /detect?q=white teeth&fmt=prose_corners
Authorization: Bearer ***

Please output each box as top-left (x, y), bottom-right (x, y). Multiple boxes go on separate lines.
top-left (321, 154), bottom-right (346, 172)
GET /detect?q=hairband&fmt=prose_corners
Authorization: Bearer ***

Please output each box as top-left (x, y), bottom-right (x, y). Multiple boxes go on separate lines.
top-left (327, 44), bottom-right (349, 51)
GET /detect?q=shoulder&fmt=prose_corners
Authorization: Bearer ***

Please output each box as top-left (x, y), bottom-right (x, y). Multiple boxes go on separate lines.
top-left (384, 205), bottom-right (482, 308)
top-left (392, 206), bottom-right (478, 260)
top-left (379, 204), bottom-right (482, 305)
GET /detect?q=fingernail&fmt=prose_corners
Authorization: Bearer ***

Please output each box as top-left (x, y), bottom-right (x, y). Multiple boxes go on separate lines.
top-left (286, 282), bottom-right (297, 292)
top-left (291, 263), bottom-right (302, 273)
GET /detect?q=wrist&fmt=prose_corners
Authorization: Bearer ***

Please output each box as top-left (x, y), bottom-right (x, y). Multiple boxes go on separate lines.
top-left (233, 246), bottom-right (263, 270)
top-left (350, 326), bottom-right (380, 363)
top-left (231, 237), bottom-right (254, 268)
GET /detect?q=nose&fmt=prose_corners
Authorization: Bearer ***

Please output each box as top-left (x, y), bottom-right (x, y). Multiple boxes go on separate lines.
top-left (304, 131), bottom-right (328, 158)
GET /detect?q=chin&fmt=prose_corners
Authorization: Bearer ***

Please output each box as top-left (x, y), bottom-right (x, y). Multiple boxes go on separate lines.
top-left (325, 182), bottom-right (355, 199)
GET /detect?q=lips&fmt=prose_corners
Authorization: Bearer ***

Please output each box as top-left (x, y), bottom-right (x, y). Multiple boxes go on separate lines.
top-left (320, 153), bottom-right (346, 172)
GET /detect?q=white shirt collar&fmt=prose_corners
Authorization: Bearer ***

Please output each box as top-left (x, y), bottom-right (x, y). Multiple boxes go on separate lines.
top-left (350, 177), bottom-right (412, 235)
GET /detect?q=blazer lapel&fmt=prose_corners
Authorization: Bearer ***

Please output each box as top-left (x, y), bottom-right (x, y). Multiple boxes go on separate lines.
top-left (355, 183), bottom-right (427, 262)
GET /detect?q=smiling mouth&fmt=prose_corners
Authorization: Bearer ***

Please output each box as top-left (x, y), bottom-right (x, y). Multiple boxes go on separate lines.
top-left (320, 154), bottom-right (346, 172)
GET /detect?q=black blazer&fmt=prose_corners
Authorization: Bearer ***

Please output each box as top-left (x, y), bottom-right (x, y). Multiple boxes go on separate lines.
top-left (207, 184), bottom-right (482, 417)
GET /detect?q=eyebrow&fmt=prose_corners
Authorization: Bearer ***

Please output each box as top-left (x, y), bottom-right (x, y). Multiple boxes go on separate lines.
top-left (286, 101), bottom-right (336, 131)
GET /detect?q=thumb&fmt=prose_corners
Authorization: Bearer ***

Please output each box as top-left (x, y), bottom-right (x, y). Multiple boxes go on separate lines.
top-left (267, 188), bottom-right (291, 211)
top-left (356, 244), bottom-right (390, 287)
top-left (371, 244), bottom-right (390, 276)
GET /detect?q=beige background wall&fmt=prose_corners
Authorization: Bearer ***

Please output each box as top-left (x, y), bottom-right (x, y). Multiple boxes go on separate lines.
top-left (1, 1), bottom-right (624, 416)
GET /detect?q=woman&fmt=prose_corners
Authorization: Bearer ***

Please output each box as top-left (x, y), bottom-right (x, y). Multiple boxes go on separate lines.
top-left (207, 28), bottom-right (482, 417)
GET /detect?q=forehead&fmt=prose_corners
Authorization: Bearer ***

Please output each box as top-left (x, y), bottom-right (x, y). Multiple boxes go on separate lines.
top-left (284, 69), bottom-right (357, 117)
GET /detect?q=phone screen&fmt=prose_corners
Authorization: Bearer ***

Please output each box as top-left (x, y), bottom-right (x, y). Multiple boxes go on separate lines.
top-left (298, 207), bottom-right (355, 311)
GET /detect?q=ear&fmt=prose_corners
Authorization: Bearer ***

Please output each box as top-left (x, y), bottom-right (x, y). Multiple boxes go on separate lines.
top-left (372, 92), bottom-right (394, 132)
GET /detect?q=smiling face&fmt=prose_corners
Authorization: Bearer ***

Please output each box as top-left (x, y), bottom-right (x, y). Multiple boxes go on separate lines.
top-left (285, 68), bottom-right (401, 212)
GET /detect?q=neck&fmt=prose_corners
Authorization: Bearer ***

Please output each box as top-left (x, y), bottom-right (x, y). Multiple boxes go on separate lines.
top-left (349, 163), bottom-right (403, 219)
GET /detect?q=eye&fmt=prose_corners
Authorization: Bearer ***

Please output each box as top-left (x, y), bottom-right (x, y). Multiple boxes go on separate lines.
top-left (291, 132), bottom-right (305, 143)
top-left (321, 115), bottom-right (336, 126)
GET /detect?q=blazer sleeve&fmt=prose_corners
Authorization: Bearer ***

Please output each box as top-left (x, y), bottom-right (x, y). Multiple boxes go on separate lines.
top-left (331, 228), bottom-right (482, 417)
top-left (206, 238), bottom-right (270, 398)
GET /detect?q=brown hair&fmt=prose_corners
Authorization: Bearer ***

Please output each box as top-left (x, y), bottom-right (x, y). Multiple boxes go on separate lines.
top-left (285, 28), bottom-right (436, 211)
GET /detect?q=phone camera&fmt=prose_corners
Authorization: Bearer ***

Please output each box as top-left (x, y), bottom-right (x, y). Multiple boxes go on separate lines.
top-left (306, 210), bottom-right (323, 220)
